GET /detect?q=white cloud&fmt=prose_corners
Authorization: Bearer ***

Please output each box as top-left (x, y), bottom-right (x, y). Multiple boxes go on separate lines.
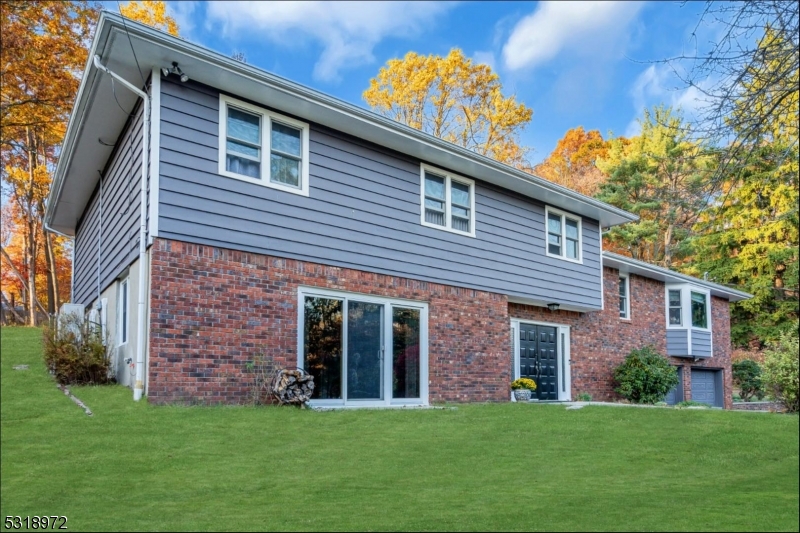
top-left (169, 1), bottom-right (198, 38)
top-left (629, 64), bottom-right (710, 119)
top-left (502, 1), bottom-right (645, 71)
top-left (205, 1), bottom-right (455, 83)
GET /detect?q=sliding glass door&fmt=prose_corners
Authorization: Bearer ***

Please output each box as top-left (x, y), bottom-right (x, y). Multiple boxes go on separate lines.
top-left (300, 290), bottom-right (427, 407)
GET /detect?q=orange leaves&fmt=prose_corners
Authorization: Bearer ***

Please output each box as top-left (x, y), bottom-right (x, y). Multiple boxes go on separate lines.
top-left (533, 127), bottom-right (611, 196)
top-left (119, 1), bottom-right (179, 36)
top-left (364, 49), bottom-right (533, 168)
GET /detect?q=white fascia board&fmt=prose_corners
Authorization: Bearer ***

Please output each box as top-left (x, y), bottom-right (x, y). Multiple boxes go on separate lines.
top-left (602, 252), bottom-right (752, 302)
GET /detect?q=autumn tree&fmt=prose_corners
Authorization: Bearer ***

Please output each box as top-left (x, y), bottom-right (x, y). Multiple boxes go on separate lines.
top-left (596, 106), bottom-right (716, 267)
top-left (119, 1), bottom-right (179, 36)
top-left (533, 127), bottom-right (611, 196)
top-left (364, 49), bottom-right (533, 168)
top-left (663, 1), bottom-right (798, 183)
top-left (687, 29), bottom-right (799, 347)
top-left (1, 1), bottom-right (98, 324)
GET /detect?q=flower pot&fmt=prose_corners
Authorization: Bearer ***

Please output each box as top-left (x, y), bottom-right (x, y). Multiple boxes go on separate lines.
top-left (513, 389), bottom-right (532, 402)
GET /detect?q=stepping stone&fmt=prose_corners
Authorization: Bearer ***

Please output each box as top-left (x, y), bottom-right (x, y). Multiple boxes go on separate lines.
top-left (13, 365), bottom-right (29, 371)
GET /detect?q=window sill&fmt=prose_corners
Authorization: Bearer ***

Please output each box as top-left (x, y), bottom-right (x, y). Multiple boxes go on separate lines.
top-left (420, 220), bottom-right (476, 238)
top-left (546, 251), bottom-right (583, 265)
top-left (219, 169), bottom-right (310, 197)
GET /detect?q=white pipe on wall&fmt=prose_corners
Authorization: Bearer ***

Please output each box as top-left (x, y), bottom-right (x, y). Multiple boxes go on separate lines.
top-left (92, 55), bottom-right (150, 401)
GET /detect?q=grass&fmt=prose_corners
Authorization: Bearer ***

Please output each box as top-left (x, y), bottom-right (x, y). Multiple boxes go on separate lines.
top-left (1, 327), bottom-right (798, 532)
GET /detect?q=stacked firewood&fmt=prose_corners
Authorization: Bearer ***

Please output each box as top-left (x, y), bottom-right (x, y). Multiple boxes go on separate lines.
top-left (271, 368), bottom-right (315, 406)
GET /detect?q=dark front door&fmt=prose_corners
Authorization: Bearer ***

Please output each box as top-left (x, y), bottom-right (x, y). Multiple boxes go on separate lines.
top-left (519, 323), bottom-right (559, 400)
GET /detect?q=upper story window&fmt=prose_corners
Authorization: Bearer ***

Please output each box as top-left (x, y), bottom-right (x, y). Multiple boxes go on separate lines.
top-left (545, 207), bottom-right (582, 262)
top-left (691, 291), bottom-right (708, 329)
top-left (619, 274), bottom-right (630, 319)
top-left (219, 94), bottom-right (310, 196)
top-left (666, 286), bottom-right (711, 331)
top-left (420, 164), bottom-right (475, 237)
top-left (668, 289), bottom-right (682, 326)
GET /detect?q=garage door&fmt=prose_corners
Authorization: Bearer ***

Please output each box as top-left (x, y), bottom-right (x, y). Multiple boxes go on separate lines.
top-left (691, 370), bottom-right (719, 406)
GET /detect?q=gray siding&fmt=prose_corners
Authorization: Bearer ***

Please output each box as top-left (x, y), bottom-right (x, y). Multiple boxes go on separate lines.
top-left (157, 78), bottom-right (603, 308)
top-left (666, 329), bottom-right (689, 356)
top-left (73, 101), bottom-right (144, 306)
top-left (691, 329), bottom-right (712, 357)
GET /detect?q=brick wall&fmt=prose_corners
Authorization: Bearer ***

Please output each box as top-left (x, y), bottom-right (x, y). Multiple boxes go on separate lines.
top-left (147, 240), bottom-right (734, 408)
top-left (148, 238), bottom-right (510, 404)
top-left (509, 268), bottom-right (733, 408)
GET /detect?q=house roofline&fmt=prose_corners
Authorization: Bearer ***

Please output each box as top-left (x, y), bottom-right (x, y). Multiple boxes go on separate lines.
top-left (602, 251), bottom-right (753, 302)
top-left (46, 11), bottom-right (638, 235)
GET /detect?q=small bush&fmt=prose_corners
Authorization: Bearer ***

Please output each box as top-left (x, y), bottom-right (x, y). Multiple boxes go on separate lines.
top-left (614, 346), bottom-right (679, 404)
top-left (576, 392), bottom-right (592, 402)
top-left (43, 313), bottom-right (112, 385)
top-left (732, 359), bottom-right (765, 401)
top-left (676, 400), bottom-right (710, 408)
top-left (761, 326), bottom-right (799, 413)
top-left (510, 378), bottom-right (537, 391)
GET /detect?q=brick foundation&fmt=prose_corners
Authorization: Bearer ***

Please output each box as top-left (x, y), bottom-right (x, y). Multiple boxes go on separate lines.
top-left (147, 240), bottom-right (733, 408)
top-left (148, 238), bottom-right (510, 404)
top-left (509, 268), bottom-right (733, 408)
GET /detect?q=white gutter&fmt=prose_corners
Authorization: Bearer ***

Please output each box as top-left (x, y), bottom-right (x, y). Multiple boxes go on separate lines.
top-left (92, 55), bottom-right (150, 401)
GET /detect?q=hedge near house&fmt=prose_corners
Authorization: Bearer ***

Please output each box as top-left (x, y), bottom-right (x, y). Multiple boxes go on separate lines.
top-left (732, 359), bottom-right (765, 401)
top-left (761, 326), bottom-right (799, 413)
top-left (614, 346), bottom-right (679, 404)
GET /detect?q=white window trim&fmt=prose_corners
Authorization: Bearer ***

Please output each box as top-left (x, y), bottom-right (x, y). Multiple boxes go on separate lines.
top-left (545, 206), bottom-right (583, 264)
top-left (510, 319), bottom-right (572, 402)
top-left (619, 273), bottom-right (631, 321)
top-left (419, 163), bottom-right (476, 238)
top-left (296, 286), bottom-right (429, 408)
top-left (665, 284), bottom-right (712, 333)
top-left (218, 94), bottom-right (310, 197)
top-left (118, 278), bottom-right (129, 347)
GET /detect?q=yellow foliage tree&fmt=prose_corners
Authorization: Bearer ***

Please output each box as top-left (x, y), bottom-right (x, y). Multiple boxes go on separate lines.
top-left (119, 0), bottom-right (179, 36)
top-left (364, 49), bottom-right (533, 168)
top-left (1, 1), bottom-right (97, 324)
top-left (533, 127), bottom-right (611, 196)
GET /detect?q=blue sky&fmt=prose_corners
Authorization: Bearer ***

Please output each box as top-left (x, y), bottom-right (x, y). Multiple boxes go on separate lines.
top-left (131, 1), bottom-right (717, 164)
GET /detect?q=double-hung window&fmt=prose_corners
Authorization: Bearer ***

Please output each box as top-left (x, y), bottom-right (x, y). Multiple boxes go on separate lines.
top-left (619, 274), bottom-right (630, 319)
top-left (546, 207), bottom-right (582, 262)
top-left (420, 164), bottom-right (475, 237)
top-left (691, 291), bottom-right (708, 329)
top-left (668, 289), bottom-right (682, 326)
top-left (219, 94), bottom-right (310, 196)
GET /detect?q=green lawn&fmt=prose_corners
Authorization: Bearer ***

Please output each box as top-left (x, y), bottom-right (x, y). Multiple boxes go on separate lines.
top-left (1, 327), bottom-right (798, 531)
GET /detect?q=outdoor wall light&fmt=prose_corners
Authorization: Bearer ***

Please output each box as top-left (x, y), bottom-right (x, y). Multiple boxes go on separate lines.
top-left (547, 303), bottom-right (560, 312)
top-left (161, 62), bottom-right (189, 82)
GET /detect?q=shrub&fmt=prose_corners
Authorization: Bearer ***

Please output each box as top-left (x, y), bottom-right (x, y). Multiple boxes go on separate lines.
top-left (676, 400), bottom-right (710, 408)
top-left (510, 378), bottom-right (537, 391)
top-left (576, 392), bottom-right (592, 402)
top-left (761, 326), bottom-right (799, 413)
top-left (43, 313), bottom-right (112, 385)
top-left (732, 359), bottom-right (765, 401)
top-left (613, 346), bottom-right (679, 404)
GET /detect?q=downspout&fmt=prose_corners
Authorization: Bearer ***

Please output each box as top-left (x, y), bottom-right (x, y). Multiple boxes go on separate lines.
top-left (92, 55), bottom-right (150, 401)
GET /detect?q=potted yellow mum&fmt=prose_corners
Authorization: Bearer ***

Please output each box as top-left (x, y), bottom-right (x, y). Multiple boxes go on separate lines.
top-left (511, 378), bottom-right (537, 402)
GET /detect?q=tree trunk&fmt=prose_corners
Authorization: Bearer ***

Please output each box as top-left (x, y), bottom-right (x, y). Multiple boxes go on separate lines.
top-left (26, 127), bottom-right (37, 326)
top-left (663, 223), bottom-right (674, 268)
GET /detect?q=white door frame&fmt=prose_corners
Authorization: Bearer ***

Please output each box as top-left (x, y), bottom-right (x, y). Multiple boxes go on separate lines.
top-left (510, 318), bottom-right (572, 401)
top-left (297, 286), bottom-right (429, 408)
